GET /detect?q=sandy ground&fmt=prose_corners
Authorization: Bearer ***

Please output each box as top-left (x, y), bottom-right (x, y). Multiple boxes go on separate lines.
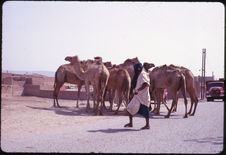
top-left (1, 94), bottom-right (224, 153)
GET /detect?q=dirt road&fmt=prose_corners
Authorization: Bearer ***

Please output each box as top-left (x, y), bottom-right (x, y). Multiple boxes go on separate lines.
top-left (1, 95), bottom-right (224, 153)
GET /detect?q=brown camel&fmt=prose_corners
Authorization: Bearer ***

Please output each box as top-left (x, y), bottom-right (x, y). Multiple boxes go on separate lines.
top-left (148, 69), bottom-right (170, 112)
top-left (104, 66), bottom-right (131, 114)
top-left (101, 57), bottom-right (139, 112)
top-left (53, 63), bottom-right (84, 108)
top-left (65, 56), bottom-right (98, 104)
top-left (169, 64), bottom-right (199, 116)
top-left (68, 55), bottom-right (110, 115)
top-left (150, 65), bottom-right (188, 118)
top-left (118, 57), bottom-right (140, 79)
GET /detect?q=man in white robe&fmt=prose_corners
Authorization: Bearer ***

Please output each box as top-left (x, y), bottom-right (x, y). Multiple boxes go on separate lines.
top-left (125, 62), bottom-right (154, 130)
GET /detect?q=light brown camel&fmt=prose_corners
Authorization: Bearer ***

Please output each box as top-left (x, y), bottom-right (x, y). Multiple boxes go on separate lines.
top-left (104, 66), bottom-right (131, 114)
top-left (150, 65), bottom-right (188, 118)
top-left (68, 55), bottom-right (110, 115)
top-left (169, 64), bottom-right (199, 116)
top-left (65, 56), bottom-right (96, 103)
top-left (53, 63), bottom-right (84, 108)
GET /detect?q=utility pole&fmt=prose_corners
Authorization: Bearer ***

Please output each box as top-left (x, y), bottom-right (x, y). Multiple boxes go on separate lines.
top-left (201, 48), bottom-right (206, 100)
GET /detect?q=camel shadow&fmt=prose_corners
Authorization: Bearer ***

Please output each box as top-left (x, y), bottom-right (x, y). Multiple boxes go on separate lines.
top-left (87, 128), bottom-right (140, 133)
top-left (184, 136), bottom-right (223, 145)
top-left (149, 112), bottom-right (185, 119)
top-left (26, 105), bottom-right (95, 116)
top-left (26, 105), bottom-right (128, 117)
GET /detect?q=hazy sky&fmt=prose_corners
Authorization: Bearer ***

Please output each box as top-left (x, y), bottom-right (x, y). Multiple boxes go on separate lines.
top-left (2, 1), bottom-right (224, 79)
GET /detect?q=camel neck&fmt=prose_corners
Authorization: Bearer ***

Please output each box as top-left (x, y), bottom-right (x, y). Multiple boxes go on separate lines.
top-left (72, 60), bottom-right (86, 80)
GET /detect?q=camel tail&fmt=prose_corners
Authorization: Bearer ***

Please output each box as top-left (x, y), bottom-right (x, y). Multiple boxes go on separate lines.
top-left (99, 73), bottom-right (109, 99)
top-left (178, 74), bottom-right (186, 93)
top-left (53, 71), bottom-right (57, 89)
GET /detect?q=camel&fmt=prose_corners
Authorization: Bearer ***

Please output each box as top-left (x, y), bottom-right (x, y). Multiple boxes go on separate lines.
top-left (100, 57), bottom-right (139, 112)
top-left (67, 55), bottom-right (110, 115)
top-left (150, 65), bottom-right (188, 118)
top-left (53, 63), bottom-right (84, 108)
top-left (169, 64), bottom-right (199, 116)
top-left (118, 57), bottom-right (141, 79)
top-left (104, 66), bottom-right (131, 114)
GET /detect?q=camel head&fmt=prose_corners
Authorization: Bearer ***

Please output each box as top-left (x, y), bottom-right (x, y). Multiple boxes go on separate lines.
top-left (143, 62), bottom-right (155, 70)
top-left (94, 56), bottom-right (102, 61)
top-left (65, 56), bottom-right (73, 63)
top-left (94, 56), bottom-right (103, 64)
top-left (65, 55), bottom-right (79, 65)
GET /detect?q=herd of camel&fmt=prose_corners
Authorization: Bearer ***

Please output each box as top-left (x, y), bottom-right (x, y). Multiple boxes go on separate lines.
top-left (53, 55), bottom-right (198, 118)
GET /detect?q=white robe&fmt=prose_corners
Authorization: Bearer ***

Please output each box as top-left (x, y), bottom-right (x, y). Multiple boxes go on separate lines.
top-left (127, 68), bottom-right (150, 115)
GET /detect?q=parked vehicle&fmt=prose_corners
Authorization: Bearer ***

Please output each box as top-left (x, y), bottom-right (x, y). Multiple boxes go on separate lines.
top-left (206, 79), bottom-right (224, 102)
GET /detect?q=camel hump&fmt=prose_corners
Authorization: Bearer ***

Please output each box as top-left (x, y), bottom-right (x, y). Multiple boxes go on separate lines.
top-left (124, 57), bottom-right (140, 64)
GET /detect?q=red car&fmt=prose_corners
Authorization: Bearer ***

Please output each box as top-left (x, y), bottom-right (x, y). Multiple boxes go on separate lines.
top-left (206, 80), bottom-right (224, 102)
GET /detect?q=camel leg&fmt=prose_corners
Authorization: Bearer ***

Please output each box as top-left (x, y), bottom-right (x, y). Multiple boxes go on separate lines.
top-left (56, 93), bottom-right (61, 108)
top-left (100, 84), bottom-right (108, 116)
top-left (183, 97), bottom-right (188, 118)
top-left (149, 87), bottom-right (152, 111)
top-left (114, 92), bottom-right (122, 115)
top-left (156, 89), bottom-right (162, 114)
top-left (94, 84), bottom-right (101, 115)
top-left (99, 89), bottom-right (105, 116)
top-left (100, 96), bottom-right (105, 116)
top-left (92, 86), bottom-right (98, 112)
top-left (53, 89), bottom-right (57, 107)
top-left (172, 94), bottom-right (178, 112)
top-left (85, 82), bottom-right (90, 112)
top-left (98, 80), bottom-right (108, 116)
top-left (76, 84), bottom-right (82, 108)
top-left (191, 96), bottom-right (198, 116)
top-left (152, 90), bottom-right (158, 113)
top-left (163, 102), bottom-right (170, 112)
top-left (153, 98), bottom-right (157, 112)
top-left (102, 98), bottom-right (108, 111)
top-left (162, 93), bottom-right (170, 111)
top-left (102, 88), bottom-right (108, 110)
top-left (95, 94), bottom-right (102, 116)
top-left (165, 98), bottom-right (177, 118)
top-left (109, 90), bottom-right (115, 111)
top-left (181, 90), bottom-right (188, 118)
top-left (188, 99), bottom-right (193, 115)
top-left (187, 90), bottom-right (193, 114)
top-left (187, 91), bottom-right (199, 116)
top-left (53, 84), bottom-right (62, 108)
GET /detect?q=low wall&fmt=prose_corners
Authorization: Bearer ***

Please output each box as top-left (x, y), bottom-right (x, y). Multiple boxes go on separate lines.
top-left (22, 83), bottom-right (200, 101)
top-left (38, 90), bottom-right (88, 100)
top-left (22, 84), bottom-right (40, 96)
top-left (22, 84), bottom-right (108, 100)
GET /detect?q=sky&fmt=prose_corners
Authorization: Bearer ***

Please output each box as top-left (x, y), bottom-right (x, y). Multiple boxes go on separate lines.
top-left (2, 1), bottom-right (225, 79)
